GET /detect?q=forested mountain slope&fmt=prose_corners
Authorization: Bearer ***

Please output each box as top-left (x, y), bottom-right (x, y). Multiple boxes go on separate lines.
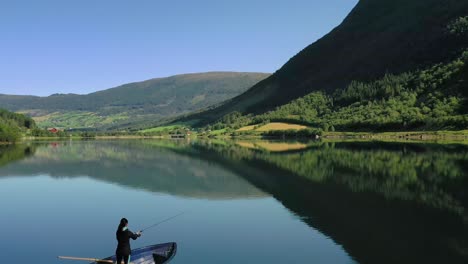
top-left (186, 0), bottom-right (468, 126)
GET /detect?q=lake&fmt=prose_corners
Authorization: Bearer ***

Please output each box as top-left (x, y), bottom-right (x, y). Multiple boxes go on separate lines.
top-left (0, 139), bottom-right (467, 264)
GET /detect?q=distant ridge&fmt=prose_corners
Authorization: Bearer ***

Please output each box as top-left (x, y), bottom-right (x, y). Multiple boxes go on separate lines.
top-left (0, 72), bottom-right (269, 130)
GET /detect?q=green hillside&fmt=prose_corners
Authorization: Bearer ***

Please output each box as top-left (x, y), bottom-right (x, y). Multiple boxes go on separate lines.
top-left (0, 72), bottom-right (269, 130)
top-left (206, 50), bottom-right (468, 132)
top-left (183, 0), bottom-right (468, 127)
top-left (0, 109), bottom-right (36, 142)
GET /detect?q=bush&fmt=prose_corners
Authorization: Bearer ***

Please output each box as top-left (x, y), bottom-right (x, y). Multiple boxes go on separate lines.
top-left (80, 132), bottom-right (96, 138)
top-left (0, 123), bottom-right (20, 142)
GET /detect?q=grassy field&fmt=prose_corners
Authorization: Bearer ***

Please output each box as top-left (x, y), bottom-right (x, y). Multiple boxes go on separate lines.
top-left (24, 110), bottom-right (129, 129)
top-left (209, 128), bottom-right (227, 135)
top-left (237, 125), bottom-right (257, 131)
top-left (237, 122), bottom-right (309, 132)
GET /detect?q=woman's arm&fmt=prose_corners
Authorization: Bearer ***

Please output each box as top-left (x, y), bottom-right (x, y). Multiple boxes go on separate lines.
top-left (128, 230), bottom-right (142, 240)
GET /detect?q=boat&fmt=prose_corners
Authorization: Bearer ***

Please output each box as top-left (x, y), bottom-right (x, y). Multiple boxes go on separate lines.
top-left (91, 242), bottom-right (177, 264)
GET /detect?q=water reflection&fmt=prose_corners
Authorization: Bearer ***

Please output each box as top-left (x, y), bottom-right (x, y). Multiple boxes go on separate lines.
top-left (161, 140), bottom-right (468, 264)
top-left (0, 143), bottom-right (35, 167)
top-left (191, 140), bottom-right (468, 215)
top-left (0, 141), bottom-right (265, 199)
top-left (0, 139), bottom-right (467, 263)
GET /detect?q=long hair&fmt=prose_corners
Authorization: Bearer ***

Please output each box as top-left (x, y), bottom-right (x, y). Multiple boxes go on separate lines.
top-left (117, 218), bottom-right (128, 233)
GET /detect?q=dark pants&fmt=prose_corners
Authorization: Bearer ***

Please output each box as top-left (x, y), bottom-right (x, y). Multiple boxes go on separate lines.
top-left (116, 254), bottom-right (130, 264)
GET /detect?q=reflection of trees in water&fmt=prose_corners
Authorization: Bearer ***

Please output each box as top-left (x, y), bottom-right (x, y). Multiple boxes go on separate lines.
top-left (3, 140), bottom-right (466, 213)
top-left (1, 140), bottom-right (467, 263)
top-left (0, 144), bottom-right (36, 167)
top-left (194, 141), bottom-right (468, 215)
top-left (181, 140), bottom-right (468, 264)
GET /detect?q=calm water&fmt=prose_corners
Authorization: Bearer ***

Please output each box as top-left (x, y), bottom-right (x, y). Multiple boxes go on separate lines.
top-left (0, 140), bottom-right (467, 264)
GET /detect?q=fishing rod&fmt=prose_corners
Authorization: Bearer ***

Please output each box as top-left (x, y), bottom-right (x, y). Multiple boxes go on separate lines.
top-left (140, 212), bottom-right (185, 233)
top-left (58, 256), bottom-right (113, 263)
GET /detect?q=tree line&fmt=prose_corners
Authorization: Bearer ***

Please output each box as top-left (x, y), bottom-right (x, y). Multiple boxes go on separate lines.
top-left (0, 109), bottom-right (36, 142)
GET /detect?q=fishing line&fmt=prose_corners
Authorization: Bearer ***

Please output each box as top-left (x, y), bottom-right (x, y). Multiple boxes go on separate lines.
top-left (140, 212), bottom-right (185, 232)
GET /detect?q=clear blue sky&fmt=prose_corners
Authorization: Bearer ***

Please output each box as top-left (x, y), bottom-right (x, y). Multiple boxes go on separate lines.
top-left (0, 0), bottom-right (358, 96)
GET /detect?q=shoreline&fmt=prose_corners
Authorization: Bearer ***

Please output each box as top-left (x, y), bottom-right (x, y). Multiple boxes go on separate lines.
top-left (322, 130), bottom-right (468, 140)
top-left (6, 130), bottom-right (467, 143)
top-left (207, 130), bottom-right (468, 141)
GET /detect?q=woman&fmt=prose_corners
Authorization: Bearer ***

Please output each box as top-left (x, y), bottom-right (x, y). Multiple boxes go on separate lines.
top-left (116, 218), bottom-right (142, 264)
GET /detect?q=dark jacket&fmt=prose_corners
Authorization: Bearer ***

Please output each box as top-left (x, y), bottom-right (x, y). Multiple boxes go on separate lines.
top-left (116, 228), bottom-right (140, 256)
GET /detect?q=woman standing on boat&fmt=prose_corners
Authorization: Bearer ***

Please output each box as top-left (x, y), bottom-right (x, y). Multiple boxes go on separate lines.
top-left (116, 218), bottom-right (142, 264)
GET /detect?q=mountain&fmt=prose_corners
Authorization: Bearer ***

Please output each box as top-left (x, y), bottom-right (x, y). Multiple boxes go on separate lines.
top-left (0, 72), bottom-right (269, 130)
top-left (184, 0), bottom-right (468, 126)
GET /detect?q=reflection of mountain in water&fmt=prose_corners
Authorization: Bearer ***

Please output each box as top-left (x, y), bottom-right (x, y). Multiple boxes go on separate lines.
top-left (166, 140), bottom-right (468, 264)
top-left (0, 141), bottom-right (266, 199)
top-left (195, 141), bottom-right (468, 215)
top-left (2, 140), bottom-right (467, 263)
